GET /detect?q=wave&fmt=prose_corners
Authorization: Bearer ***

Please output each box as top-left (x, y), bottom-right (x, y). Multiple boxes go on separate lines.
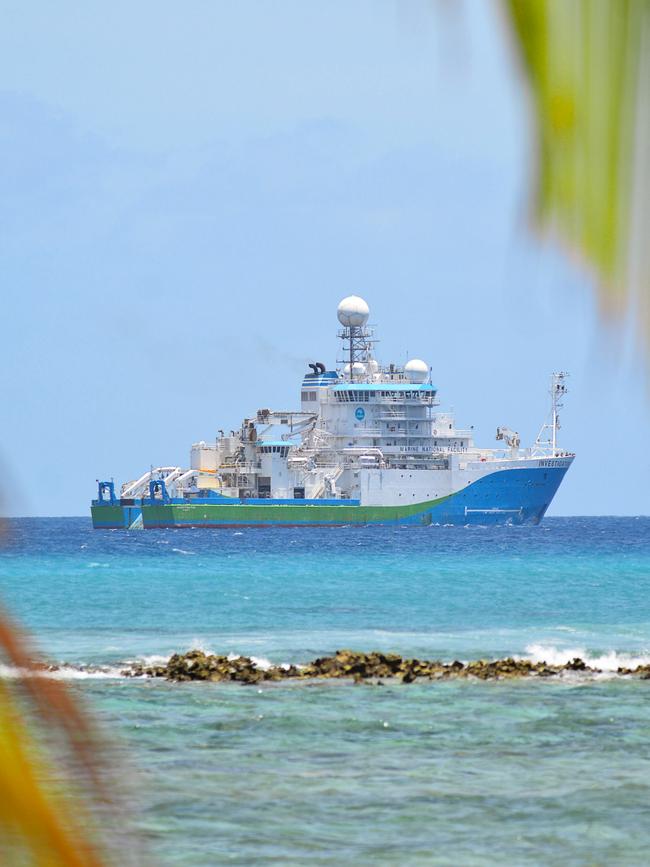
top-left (523, 644), bottom-right (650, 672)
top-left (126, 654), bottom-right (169, 668)
top-left (227, 652), bottom-right (273, 670)
top-left (0, 663), bottom-right (126, 680)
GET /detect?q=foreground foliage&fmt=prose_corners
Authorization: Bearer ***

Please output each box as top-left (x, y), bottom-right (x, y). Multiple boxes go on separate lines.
top-left (507, 0), bottom-right (650, 354)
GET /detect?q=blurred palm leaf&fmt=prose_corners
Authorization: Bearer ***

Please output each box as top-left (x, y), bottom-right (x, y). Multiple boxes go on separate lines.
top-left (0, 679), bottom-right (103, 866)
top-left (506, 0), bottom-right (650, 353)
top-left (0, 612), bottom-right (108, 866)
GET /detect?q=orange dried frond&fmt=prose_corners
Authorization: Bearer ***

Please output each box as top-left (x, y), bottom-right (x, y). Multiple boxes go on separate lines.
top-left (0, 607), bottom-right (113, 865)
top-left (0, 680), bottom-right (104, 866)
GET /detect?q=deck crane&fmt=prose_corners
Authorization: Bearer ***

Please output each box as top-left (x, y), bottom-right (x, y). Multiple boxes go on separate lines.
top-left (496, 427), bottom-right (521, 455)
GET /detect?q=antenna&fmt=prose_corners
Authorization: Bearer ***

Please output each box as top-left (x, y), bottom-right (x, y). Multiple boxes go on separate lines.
top-left (533, 372), bottom-right (569, 456)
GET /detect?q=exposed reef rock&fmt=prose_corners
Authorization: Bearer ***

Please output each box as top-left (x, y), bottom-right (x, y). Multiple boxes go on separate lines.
top-left (121, 650), bottom-right (650, 684)
top-left (125, 650), bottom-right (301, 684)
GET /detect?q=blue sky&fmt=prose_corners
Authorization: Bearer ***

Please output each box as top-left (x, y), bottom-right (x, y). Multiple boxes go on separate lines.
top-left (1, 1), bottom-right (648, 516)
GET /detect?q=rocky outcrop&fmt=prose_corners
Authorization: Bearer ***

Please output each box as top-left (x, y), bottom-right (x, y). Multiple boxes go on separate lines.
top-left (617, 664), bottom-right (650, 678)
top-left (121, 649), bottom-right (650, 684)
top-left (125, 650), bottom-right (301, 684)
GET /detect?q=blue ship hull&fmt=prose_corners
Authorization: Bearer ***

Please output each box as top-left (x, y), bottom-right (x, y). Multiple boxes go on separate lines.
top-left (423, 465), bottom-right (569, 526)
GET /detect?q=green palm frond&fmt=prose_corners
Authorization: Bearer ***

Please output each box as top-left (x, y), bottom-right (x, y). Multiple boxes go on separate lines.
top-left (506, 0), bottom-right (650, 353)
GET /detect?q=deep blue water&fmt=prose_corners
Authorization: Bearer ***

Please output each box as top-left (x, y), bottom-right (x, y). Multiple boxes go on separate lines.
top-left (2, 517), bottom-right (650, 864)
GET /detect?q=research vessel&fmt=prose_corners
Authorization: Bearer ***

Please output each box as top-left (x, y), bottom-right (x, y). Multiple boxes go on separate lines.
top-left (92, 296), bottom-right (573, 528)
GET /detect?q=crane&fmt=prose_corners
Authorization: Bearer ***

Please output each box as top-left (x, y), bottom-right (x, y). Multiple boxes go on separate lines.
top-left (496, 427), bottom-right (521, 450)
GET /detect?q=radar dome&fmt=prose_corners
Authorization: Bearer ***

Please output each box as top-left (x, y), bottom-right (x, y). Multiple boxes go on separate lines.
top-left (337, 295), bottom-right (370, 328)
top-left (343, 361), bottom-right (367, 378)
top-left (404, 358), bottom-right (429, 384)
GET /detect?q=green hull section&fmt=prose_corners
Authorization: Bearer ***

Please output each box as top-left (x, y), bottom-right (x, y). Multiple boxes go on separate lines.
top-left (142, 496), bottom-right (449, 528)
top-left (91, 504), bottom-right (142, 529)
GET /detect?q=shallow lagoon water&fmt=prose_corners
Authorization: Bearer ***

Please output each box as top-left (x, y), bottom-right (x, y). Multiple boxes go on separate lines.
top-left (2, 517), bottom-right (650, 864)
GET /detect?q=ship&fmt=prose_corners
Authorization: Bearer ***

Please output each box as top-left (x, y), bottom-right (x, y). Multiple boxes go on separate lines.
top-left (91, 296), bottom-right (574, 529)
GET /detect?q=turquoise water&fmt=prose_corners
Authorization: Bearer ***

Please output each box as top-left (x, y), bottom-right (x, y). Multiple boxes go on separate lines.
top-left (2, 517), bottom-right (650, 864)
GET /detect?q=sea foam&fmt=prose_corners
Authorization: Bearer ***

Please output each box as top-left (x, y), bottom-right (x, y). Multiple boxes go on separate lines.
top-left (0, 663), bottom-right (126, 680)
top-left (524, 644), bottom-right (650, 672)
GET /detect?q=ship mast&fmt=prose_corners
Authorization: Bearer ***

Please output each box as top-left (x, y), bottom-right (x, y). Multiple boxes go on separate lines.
top-left (534, 372), bottom-right (569, 456)
top-left (336, 295), bottom-right (374, 381)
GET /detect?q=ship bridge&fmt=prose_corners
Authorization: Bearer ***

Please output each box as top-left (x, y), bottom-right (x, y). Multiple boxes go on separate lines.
top-left (331, 382), bottom-right (437, 401)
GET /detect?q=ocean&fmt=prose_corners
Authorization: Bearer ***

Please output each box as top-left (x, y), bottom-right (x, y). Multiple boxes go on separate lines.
top-left (2, 517), bottom-right (650, 865)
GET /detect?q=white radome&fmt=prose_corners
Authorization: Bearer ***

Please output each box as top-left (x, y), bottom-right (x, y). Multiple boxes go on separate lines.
top-left (343, 361), bottom-right (367, 378)
top-left (404, 358), bottom-right (429, 384)
top-left (337, 295), bottom-right (370, 328)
